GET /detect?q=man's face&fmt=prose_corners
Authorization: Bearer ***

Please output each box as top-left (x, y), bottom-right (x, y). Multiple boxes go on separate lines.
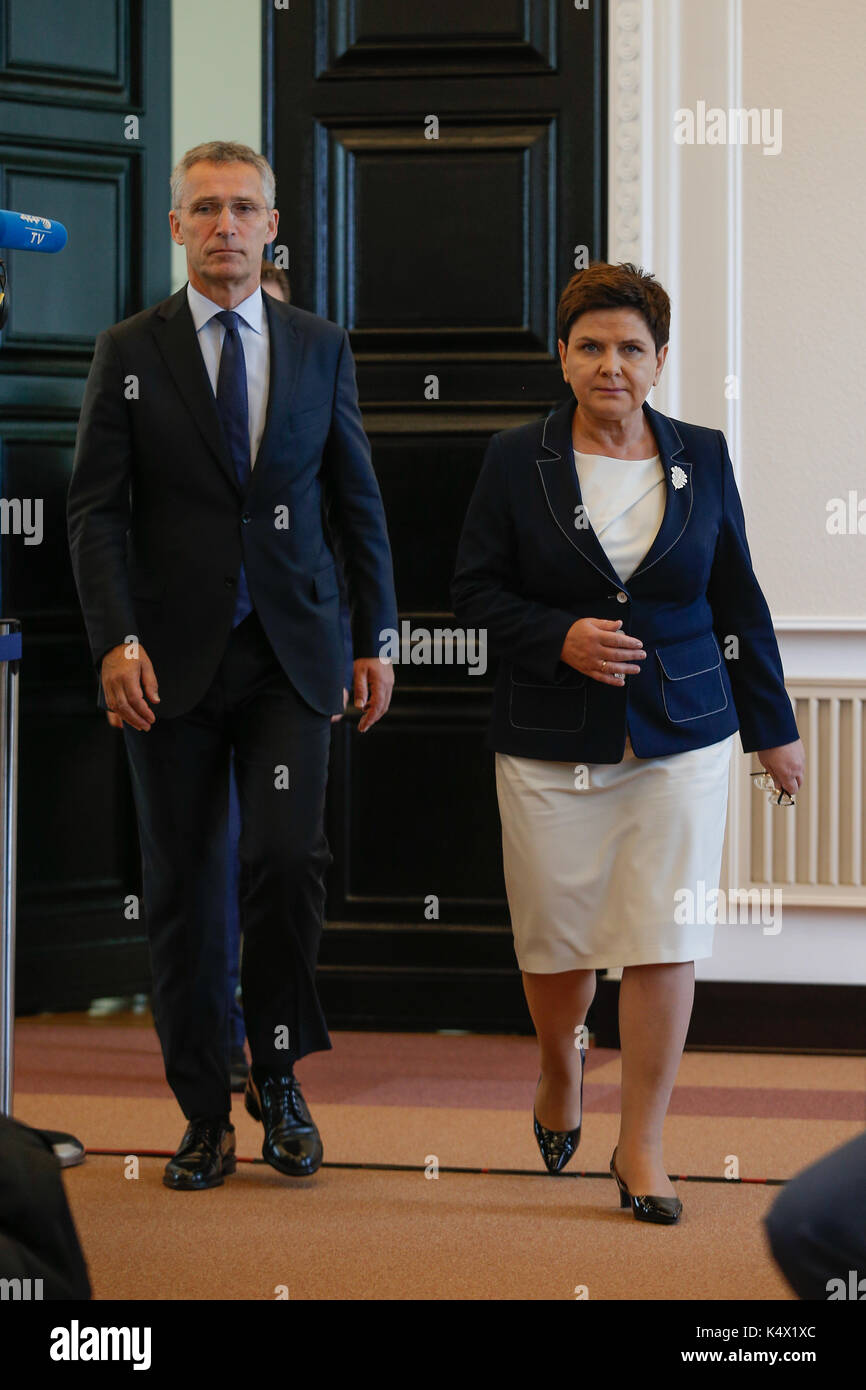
top-left (557, 307), bottom-right (667, 420)
top-left (169, 161), bottom-right (278, 303)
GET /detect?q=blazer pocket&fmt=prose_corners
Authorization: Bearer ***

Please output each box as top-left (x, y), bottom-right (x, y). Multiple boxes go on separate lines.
top-left (312, 562), bottom-right (340, 602)
top-left (656, 633), bottom-right (728, 724)
top-left (509, 664), bottom-right (587, 733)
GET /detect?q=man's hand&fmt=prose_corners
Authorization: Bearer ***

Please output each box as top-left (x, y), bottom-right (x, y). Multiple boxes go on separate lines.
top-left (560, 618), bottom-right (646, 685)
top-left (353, 657), bottom-right (395, 732)
top-left (756, 739), bottom-right (805, 796)
top-left (100, 641), bottom-right (160, 731)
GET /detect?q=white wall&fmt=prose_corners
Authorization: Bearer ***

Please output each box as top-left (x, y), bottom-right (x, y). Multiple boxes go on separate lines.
top-left (170, 0), bottom-right (262, 292)
top-left (742, 0), bottom-right (865, 622)
top-left (611, 0), bottom-right (866, 616)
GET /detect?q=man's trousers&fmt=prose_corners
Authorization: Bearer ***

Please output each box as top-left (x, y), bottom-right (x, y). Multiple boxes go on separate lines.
top-left (122, 608), bottom-right (334, 1119)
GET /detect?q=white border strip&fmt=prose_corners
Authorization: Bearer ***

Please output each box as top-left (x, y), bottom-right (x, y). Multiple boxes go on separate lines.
top-left (775, 617), bottom-right (866, 631)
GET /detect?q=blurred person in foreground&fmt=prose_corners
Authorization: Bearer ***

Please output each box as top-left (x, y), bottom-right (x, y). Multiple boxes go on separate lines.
top-left (765, 1131), bottom-right (866, 1299)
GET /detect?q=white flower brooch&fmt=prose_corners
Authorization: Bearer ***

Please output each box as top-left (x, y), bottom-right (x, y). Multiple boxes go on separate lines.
top-left (671, 464), bottom-right (688, 490)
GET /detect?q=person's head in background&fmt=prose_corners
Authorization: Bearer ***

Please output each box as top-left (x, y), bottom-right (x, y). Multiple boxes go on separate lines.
top-left (260, 260), bottom-right (291, 304)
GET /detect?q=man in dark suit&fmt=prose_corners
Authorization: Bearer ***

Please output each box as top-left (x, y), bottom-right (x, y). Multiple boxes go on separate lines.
top-left (67, 140), bottom-right (397, 1190)
top-left (222, 258), bottom-right (355, 1094)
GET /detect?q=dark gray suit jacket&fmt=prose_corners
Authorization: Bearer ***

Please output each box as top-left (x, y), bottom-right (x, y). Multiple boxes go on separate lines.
top-left (67, 285), bottom-right (397, 718)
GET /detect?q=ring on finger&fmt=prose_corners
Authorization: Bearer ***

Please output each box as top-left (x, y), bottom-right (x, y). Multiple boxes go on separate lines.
top-left (600, 660), bottom-right (607, 672)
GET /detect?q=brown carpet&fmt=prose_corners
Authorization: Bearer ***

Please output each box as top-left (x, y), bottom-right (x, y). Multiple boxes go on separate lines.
top-left (10, 1013), bottom-right (865, 1300)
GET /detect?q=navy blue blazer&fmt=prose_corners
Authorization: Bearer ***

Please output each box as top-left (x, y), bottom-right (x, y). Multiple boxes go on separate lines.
top-left (451, 395), bottom-right (799, 762)
top-left (67, 285), bottom-right (396, 719)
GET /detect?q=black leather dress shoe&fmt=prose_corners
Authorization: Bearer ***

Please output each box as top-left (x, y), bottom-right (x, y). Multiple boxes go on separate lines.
top-left (244, 1069), bottom-right (323, 1177)
top-left (230, 1046), bottom-right (250, 1092)
top-left (163, 1117), bottom-right (236, 1191)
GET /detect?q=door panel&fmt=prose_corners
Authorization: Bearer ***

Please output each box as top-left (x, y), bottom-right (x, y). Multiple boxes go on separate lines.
top-left (0, 0), bottom-right (171, 1011)
top-left (268, 0), bottom-right (607, 1027)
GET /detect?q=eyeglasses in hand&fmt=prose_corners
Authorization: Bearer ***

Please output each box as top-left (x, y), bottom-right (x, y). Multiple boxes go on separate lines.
top-left (750, 771), bottom-right (796, 806)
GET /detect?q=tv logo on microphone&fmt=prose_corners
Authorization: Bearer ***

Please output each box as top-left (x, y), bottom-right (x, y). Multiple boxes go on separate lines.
top-left (0, 208), bottom-right (68, 253)
top-left (20, 213), bottom-right (53, 246)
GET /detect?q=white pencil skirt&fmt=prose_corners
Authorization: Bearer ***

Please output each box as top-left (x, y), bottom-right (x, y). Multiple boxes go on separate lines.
top-left (494, 733), bottom-right (735, 972)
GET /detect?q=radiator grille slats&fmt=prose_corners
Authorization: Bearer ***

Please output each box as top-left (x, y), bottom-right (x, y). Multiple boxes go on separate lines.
top-left (743, 684), bottom-right (866, 905)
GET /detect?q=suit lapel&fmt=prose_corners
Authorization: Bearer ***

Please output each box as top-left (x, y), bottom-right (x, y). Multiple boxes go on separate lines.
top-left (628, 402), bottom-right (693, 580)
top-left (150, 284), bottom-right (303, 498)
top-left (535, 396), bottom-right (693, 587)
top-left (535, 396), bottom-right (624, 588)
top-left (252, 289), bottom-right (301, 485)
top-left (151, 286), bottom-right (239, 495)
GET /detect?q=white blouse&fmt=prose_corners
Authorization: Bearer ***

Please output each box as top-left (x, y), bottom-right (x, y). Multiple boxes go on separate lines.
top-left (573, 450), bottom-right (666, 583)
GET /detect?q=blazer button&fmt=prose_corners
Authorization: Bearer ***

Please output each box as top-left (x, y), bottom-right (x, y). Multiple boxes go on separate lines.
top-left (616, 591), bottom-right (628, 603)
top-left (225, 577), bottom-right (236, 589)
top-left (242, 513), bottom-right (251, 524)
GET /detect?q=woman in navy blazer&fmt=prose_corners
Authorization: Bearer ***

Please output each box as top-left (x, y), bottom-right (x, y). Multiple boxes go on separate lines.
top-left (452, 262), bottom-right (804, 1224)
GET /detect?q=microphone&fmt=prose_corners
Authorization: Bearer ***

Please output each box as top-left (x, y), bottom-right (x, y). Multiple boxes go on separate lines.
top-left (0, 209), bottom-right (68, 253)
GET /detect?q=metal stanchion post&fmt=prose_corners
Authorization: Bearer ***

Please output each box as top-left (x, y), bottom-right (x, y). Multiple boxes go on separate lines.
top-left (0, 618), bottom-right (84, 1165)
top-left (0, 620), bottom-right (21, 1118)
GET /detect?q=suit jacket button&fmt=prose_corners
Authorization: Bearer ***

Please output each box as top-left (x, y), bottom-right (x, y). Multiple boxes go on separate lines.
top-left (616, 591), bottom-right (628, 603)
top-left (225, 577), bottom-right (236, 588)
top-left (242, 513), bottom-right (251, 524)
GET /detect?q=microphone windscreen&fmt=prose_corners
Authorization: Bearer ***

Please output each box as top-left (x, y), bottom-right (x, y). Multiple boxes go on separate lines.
top-left (0, 210), bottom-right (68, 253)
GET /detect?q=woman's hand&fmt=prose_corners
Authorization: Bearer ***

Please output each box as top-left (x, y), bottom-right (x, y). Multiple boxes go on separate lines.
top-left (560, 618), bottom-right (646, 685)
top-left (756, 739), bottom-right (805, 796)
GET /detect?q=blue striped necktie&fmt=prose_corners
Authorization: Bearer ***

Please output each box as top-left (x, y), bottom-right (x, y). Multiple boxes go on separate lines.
top-left (215, 309), bottom-right (253, 627)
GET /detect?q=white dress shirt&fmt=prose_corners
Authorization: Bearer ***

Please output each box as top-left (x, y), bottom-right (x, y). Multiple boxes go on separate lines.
top-left (186, 281), bottom-right (270, 466)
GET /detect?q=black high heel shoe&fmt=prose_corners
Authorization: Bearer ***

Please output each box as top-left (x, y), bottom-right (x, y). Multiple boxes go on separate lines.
top-left (610, 1146), bottom-right (683, 1224)
top-left (533, 1044), bottom-right (585, 1175)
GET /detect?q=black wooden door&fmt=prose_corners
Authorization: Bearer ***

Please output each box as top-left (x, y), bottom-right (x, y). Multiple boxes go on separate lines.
top-left (267, 1), bottom-right (607, 1028)
top-left (0, 0), bottom-right (171, 1010)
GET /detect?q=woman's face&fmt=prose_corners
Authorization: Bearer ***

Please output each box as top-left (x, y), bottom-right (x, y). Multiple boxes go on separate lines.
top-left (557, 307), bottom-right (668, 422)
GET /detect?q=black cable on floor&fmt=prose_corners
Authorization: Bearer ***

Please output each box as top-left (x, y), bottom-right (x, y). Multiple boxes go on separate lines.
top-left (74, 1148), bottom-right (788, 1183)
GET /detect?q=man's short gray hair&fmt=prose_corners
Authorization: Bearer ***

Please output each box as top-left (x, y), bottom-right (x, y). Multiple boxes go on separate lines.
top-left (170, 142), bottom-right (276, 210)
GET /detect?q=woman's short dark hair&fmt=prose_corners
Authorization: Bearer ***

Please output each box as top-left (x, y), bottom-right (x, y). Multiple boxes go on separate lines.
top-left (556, 262), bottom-right (670, 353)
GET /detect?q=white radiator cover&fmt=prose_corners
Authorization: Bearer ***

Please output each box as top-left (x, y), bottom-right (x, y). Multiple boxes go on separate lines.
top-left (725, 680), bottom-right (866, 909)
